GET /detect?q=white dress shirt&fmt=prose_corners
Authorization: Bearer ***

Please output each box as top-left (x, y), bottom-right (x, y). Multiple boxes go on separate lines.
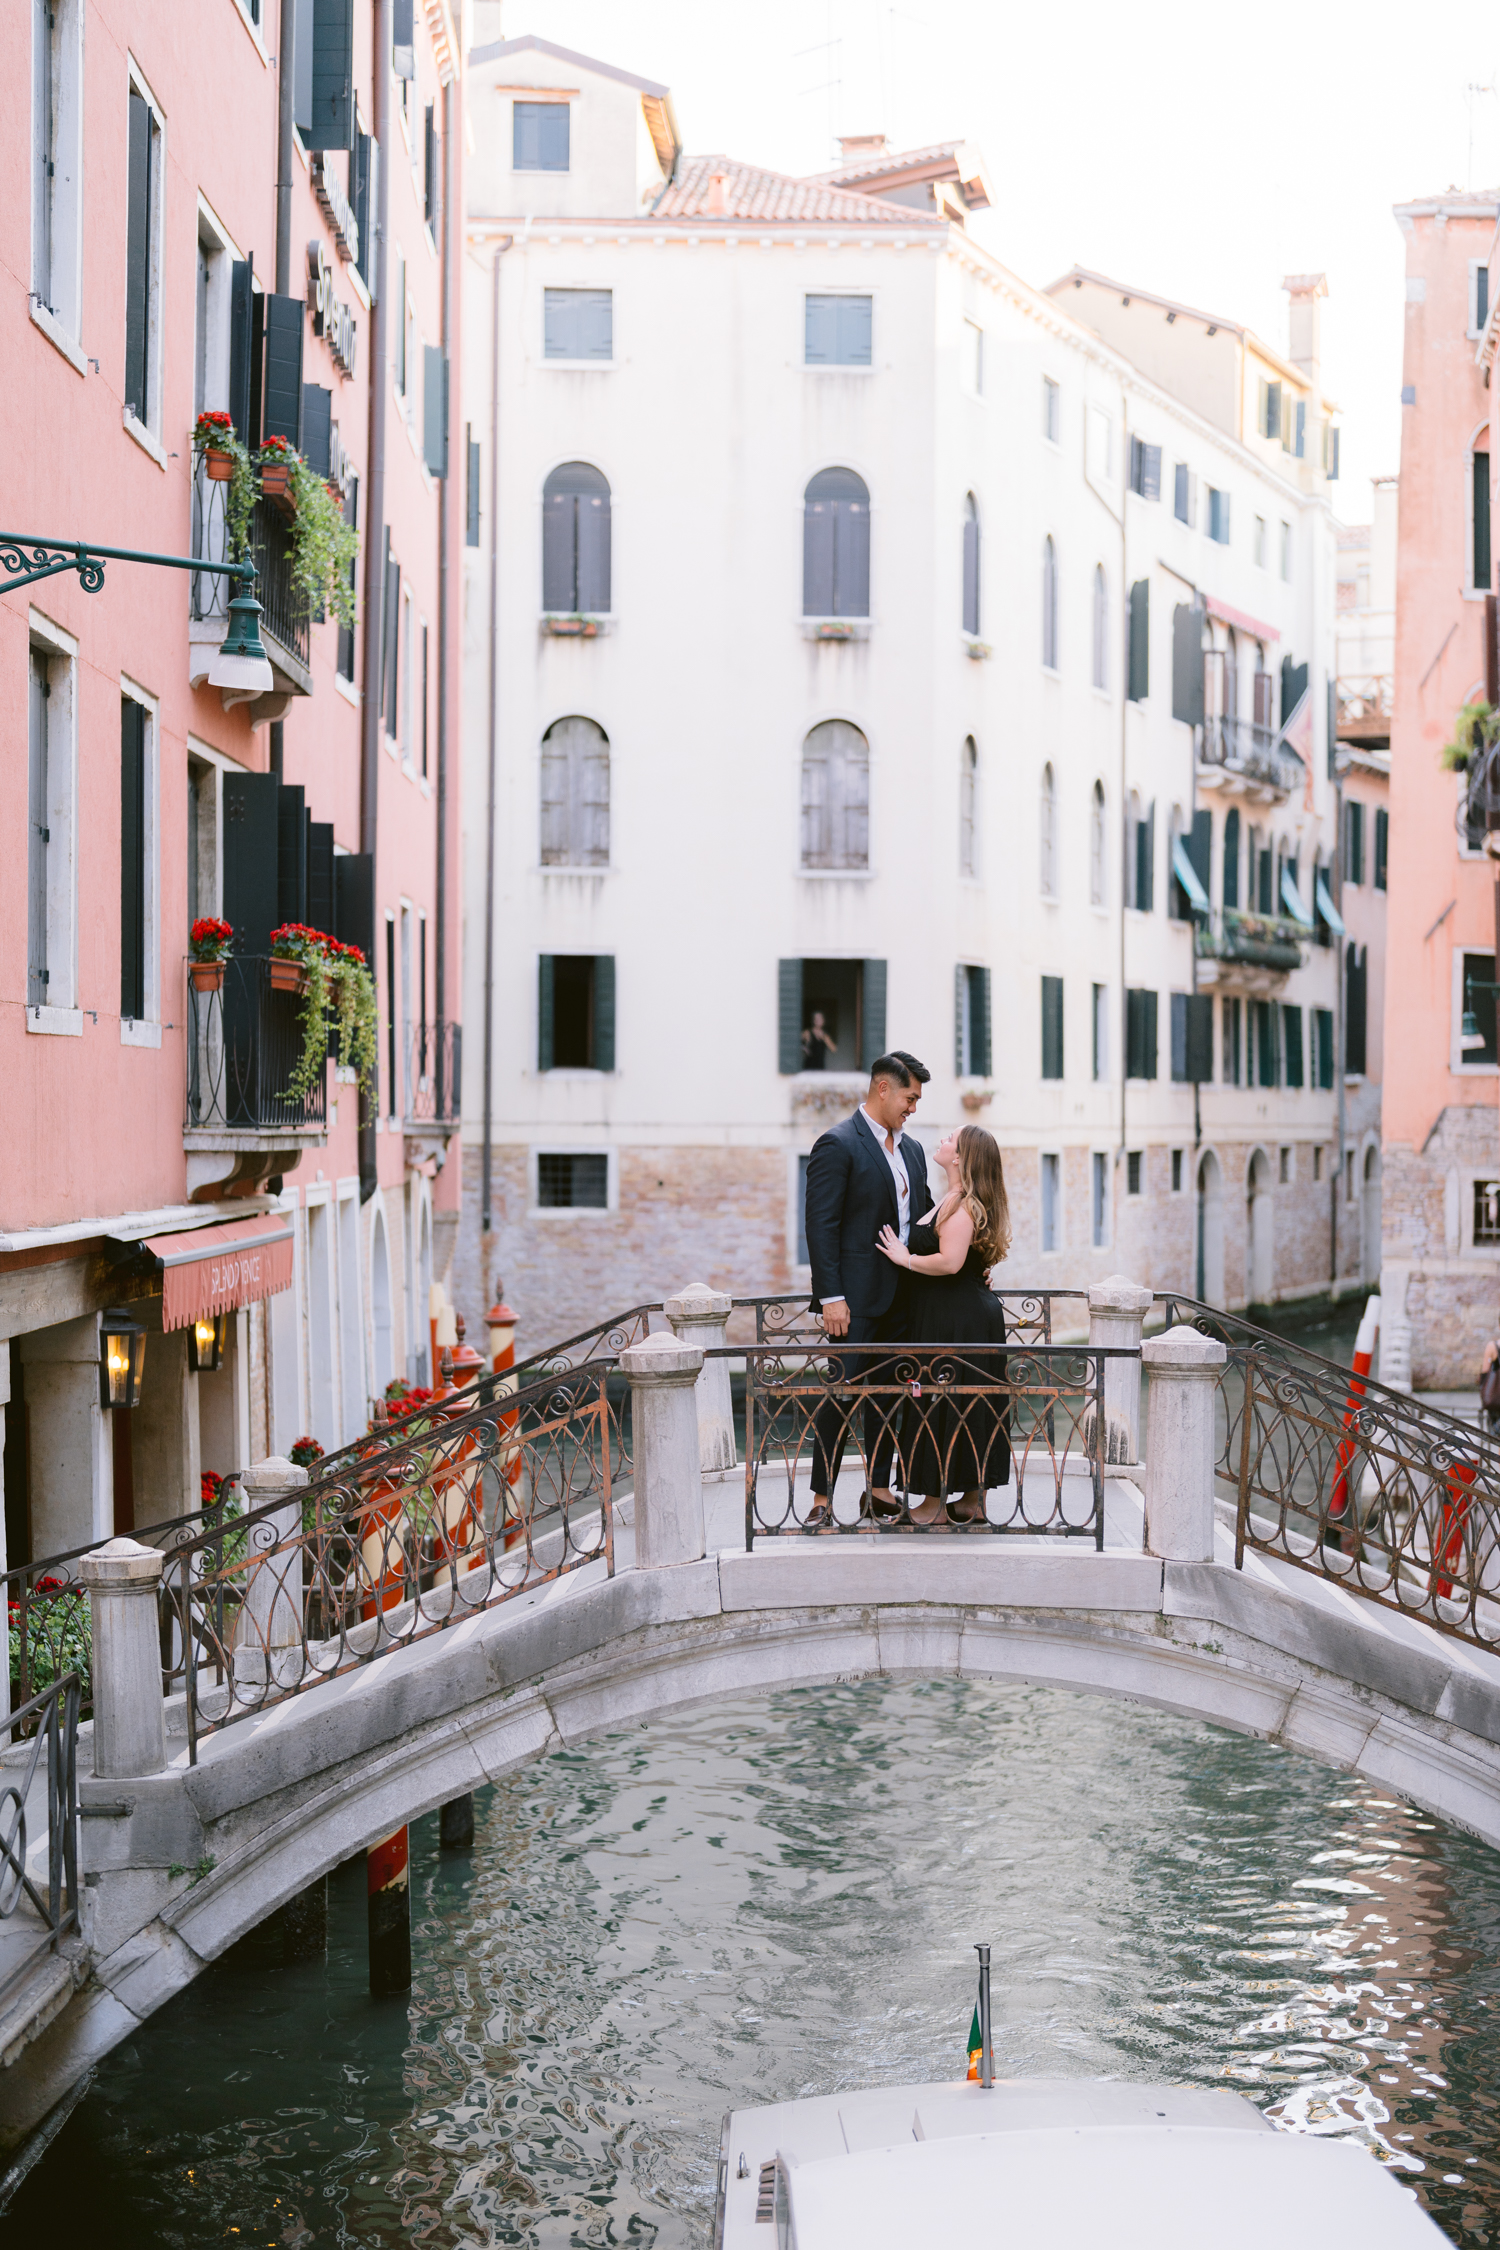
top-left (858, 1104), bottom-right (912, 1247)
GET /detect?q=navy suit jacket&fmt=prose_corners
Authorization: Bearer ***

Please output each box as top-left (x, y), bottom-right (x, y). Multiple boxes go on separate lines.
top-left (805, 1111), bottom-right (934, 1329)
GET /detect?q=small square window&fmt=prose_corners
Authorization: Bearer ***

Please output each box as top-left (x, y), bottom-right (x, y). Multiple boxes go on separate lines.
top-left (805, 294), bottom-right (872, 366)
top-left (1126, 1150), bottom-right (1143, 1196)
top-left (1170, 1148), bottom-right (1183, 1193)
top-left (544, 288), bottom-right (612, 362)
top-left (1475, 1178), bottom-right (1500, 1246)
top-left (1279, 1146), bottom-right (1291, 1185)
top-left (1313, 1146), bottom-right (1323, 1182)
top-left (537, 1152), bottom-right (608, 1208)
top-left (1043, 376), bottom-right (1060, 444)
top-left (514, 100), bottom-right (569, 171)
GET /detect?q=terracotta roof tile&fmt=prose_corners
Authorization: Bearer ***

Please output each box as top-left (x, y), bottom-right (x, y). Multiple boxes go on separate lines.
top-left (806, 140), bottom-right (962, 186)
top-left (652, 154), bottom-right (935, 226)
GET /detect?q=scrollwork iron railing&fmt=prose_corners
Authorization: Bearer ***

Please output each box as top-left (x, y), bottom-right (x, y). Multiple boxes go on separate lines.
top-left (740, 1291), bottom-right (1089, 1348)
top-left (0, 1673), bottom-right (80, 2009)
top-left (184, 954), bottom-right (328, 1132)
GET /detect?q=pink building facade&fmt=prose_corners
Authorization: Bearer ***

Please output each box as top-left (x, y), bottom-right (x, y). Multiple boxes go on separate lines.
top-left (1, 0), bottom-right (466, 1566)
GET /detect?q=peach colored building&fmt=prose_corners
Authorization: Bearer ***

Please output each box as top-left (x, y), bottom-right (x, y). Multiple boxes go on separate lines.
top-left (1381, 190), bottom-right (1497, 1390)
top-left (1, 1), bottom-right (466, 1566)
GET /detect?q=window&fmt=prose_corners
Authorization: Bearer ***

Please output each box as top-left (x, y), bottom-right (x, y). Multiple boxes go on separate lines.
top-left (381, 535), bottom-right (400, 734)
top-left (1345, 1150), bottom-right (1356, 1205)
top-left (796, 1154), bottom-right (811, 1265)
top-left (1256, 835), bottom-right (1274, 916)
top-left (1253, 996), bottom-right (1279, 1088)
top-left (1254, 515), bottom-right (1267, 569)
top-left (801, 721), bottom-right (869, 871)
top-left (423, 102), bottom-right (438, 229)
top-left (1222, 807), bottom-right (1240, 909)
top-left (1324, 422), bottom-right (1341, 480)
top-left (1293, 399), bottom-right (1306, 459)
top-left (124, 80), bottom-right (164, 431)
top-left (1279, 1146), bottom-right (1292, 1186)
top-left (27, 645), bottom-right (51, 1008)
top-left (956, 965), bottom-right (992, 1077)
top-left (1279, 521), bottom-right (1292, 581)
top-left (399, 588), bottom-right (413, 755)
top-left (352, 127), bottom-right (380, 297)
top-left (1374, 806), bottom-right (1388, 890)
top-left (1127, 796), bottom-right (1155, 912)
top-left (26, 626), bottom-right (77, 1024)
top-left (1259, 379), bottom-right (1281, 441)
top-left (1038, 763), bottom-right (1058, 898)
top-left (1091, 566), bottom-right (1107, 690)
top-left (963, 318), bottom-right (984, 394)
top-left (1092, 1152), bottom-right (1108, 1247)
top-left (962, 494), bottom-right (980, 637)
top-left (32, 0), bottom-right (82, 344)
top-left (393, 255), bottom-right (407, 392)
top-left (803, 468), bottom-right (870, 618)
top-left (1314, 1008), bottom-right (1335, 1090)
top-left (1125, 988), bottom-right (1157, 1080)
top-left (1127, 1151), bottom-right (1143, 1196)
top-left (1207, 487), bottom-right (1230, 544)
top-left (542, 462), bottom-right (611, 614)
top-left (1127, 579), bottom-right (1148, 701)
top-left (1170, 993), bottom-right (1212, 1083)
top-left (1173, 463), bottom-right (1197, 527)
top-left (1041, 535), bottom-right (1058, 669)
top-left (1091, 983), bottom-right (1108, 1081)
top-left (336, 475), bottom-right (359, 681)
top-left (538, 954), bottom-right (616, 1071)
top-left (120, 697), bottom-right (148, 1022)
top-left (540, 716), bottom-right (610, 867)
top-left (1314, 1146), bottom-right (1324, 1182)
top-left (537, 1153), bottom-right (608, 1208)
top-left (544, 287), bottom-right (612, 362)
top-left (1040, 1152), bottom-right (1061, 1253)
top-left (385, 912), bottom-right (398, 1119)
top-left (1345, 800), bottom-right (1365, 886)
top-left (1041, 976), bottom-right (1064, 1080)
top-left (959, 738), bottom-right (977, 878)
top-left (466, 429), bottom-right (481, 547)
top-left (778, 958), bottom-right (885, 1074)
top-left (1171, 1148), bottom-right (1184, 1194)
top-left (805, 293), bottom-right (872, 366)
top-left (1470, 258), bottom-right (1492, 340)
top-left (1043, 376), bottom-right (1059, 443)
top-left (1128, 438), bottom-right (1161, 499)
top-left (515, 99), bottom-right (569, 171)
top-left (1459, 950), bottom-right (1496, 1067)
top-left (1475, 450), bottom-right (1492, 592)
top-left (1089, 780), bottom-right (1106, 905)
top-left (1088, 407), bottom-right (1113, 482)
top-left (1283, 1005), bottom-right (1304, 1089)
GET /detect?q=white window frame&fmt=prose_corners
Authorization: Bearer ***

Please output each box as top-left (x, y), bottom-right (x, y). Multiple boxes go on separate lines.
top-left (399, 584), bottom-right (413, 760)
top-left (1452, 944), bottom-right (1500, 1074)
top-left (529, 1145), bottom-right (618, 1217)
top-left (31, 0), bottom-right (85, 370)
top-left (119, 673), bottom-right (161, 1046)
top-left (123, 57), bottom-right (167, 460)
top-left (1042, 375), bottom-right (1060, 446)
top-left (194, 196), bottom-right (242, 418)
top-left (1039, 1149), bottom-right (1063, 1256)
top-left (26, 609), bottom-right (80, 1034)
top-left (1253, 515), bottom-right (1267, 569)
top-left (1090, 1149), bottom-right (1110, 1248)
top-left (1464, 420), bottom-right (1491, 598)
top-left (1468, 257), bottom-right (1491, 342)
top-left (1279, 519), bottom-right (1292, 582)
top-left (542, 284), bottom-right (617, 372)
top-left (1461, 1166), bottom-right (1500, 1257)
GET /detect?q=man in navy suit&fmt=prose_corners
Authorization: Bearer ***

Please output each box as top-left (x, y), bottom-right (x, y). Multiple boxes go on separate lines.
top-left (803, 1051), bottom-right (933, 1525)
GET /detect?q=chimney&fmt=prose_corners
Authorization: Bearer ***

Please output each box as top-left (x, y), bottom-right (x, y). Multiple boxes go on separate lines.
top-left (706, 167), bottom-right (727, 215)
top-left (837, 133), bottom-right (888, 162)
top-left (1282, 272), bottom-right (1328, 396)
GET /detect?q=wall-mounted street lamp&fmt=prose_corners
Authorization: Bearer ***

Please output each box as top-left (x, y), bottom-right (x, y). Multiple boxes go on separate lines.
top-left (100, 1309), bottom-right (147, 1411)
top-left (0, 534), bottom-right (273, 696)
top-left (188, 1313), bottom-right (227, 1374)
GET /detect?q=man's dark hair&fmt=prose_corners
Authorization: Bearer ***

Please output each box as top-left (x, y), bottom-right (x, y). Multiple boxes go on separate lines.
top-left (869, 1050), bottom-right (930, 1088)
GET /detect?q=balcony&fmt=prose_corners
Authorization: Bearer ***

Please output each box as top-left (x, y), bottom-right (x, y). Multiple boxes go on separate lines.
top-left (1197, 714), bottom-right (1303, 802)
top-left (183, 957), bottom-right (328, 1201)
top-left (1195, 908), bottom-right (1304, 989)
top-left (188, 454), bottom-right (312, 722)
top-left (403, 1022), bottom-right (463, 1171)
top-left (1336, 673), bottom-right (1393, 748)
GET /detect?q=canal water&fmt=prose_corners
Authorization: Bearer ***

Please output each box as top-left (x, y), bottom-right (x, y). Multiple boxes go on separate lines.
top-left (11, 1675), bottom-right (1500, 2249)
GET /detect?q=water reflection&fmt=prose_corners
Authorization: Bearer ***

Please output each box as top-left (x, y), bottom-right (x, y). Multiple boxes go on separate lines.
top-left (13, 1679), bottom-right (1500, 2248)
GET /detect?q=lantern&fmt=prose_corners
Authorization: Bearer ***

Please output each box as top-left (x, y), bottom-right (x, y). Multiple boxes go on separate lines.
top-left (188, 1311), bottom-right (227, 1373)
top-left (100, 1309), bottom-right (147, 1410)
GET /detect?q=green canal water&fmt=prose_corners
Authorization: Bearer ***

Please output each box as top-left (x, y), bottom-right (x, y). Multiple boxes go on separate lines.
top-left (9, 1674), bottom-right (1500, 2249)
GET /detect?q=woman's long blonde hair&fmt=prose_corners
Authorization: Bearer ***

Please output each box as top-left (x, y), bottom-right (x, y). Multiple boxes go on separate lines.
top-left (942, 1124), bottom-right (1011, 1267)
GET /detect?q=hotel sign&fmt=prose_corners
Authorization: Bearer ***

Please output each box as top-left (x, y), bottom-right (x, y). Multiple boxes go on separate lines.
top-left (307, 241), bottom-right (357, 379)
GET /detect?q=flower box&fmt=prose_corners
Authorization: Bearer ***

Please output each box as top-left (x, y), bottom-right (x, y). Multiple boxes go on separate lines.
top-left (190, 961), bottom-right (226, 994)
top-left (269, 957), bottom-right (308, 995)
top-left (204, 449), bottom-right (235, 483)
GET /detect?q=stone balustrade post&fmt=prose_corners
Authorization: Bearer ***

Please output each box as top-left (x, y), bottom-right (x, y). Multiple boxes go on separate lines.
top-left (664, 1283), bottom-right (736, 1472)
top-left (233, 1456), bottom-right (308, 1681)
top-left (619, 1333), bottom-right (706, 1569)
top-left (1085, 1276), bottom-right (1154, 1466)
top-left (1141, 1325), bottom-right (1227, 1561)
top-left (79, 1537), bottom-right (167, 1779)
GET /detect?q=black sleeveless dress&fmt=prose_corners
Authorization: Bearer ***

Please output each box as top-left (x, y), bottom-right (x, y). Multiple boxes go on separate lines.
top-left (899, 1219), bottom-right (1010, 1497)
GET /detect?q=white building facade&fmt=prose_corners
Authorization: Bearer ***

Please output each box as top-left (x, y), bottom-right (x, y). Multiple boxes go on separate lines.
top-left (455, 35), bottom-right (1353, 1349)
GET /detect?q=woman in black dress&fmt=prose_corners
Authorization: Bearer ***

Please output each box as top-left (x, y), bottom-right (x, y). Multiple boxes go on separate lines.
top-left (876, 1124), bottom-right (1010, 1525)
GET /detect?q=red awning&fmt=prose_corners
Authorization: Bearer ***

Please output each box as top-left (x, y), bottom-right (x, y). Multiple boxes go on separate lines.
top-left (142, 1214), bottom-right (295, 1331)
top-left (1203, 593), bottom-right (1281, 646)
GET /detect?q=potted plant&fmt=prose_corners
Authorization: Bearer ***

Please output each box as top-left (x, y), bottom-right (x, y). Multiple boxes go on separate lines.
top-left (194, 409), bottom-right (238, 481)
top-left (285, 453), bottom-right (360, 627)
top-left (189, 916), bottom-right (233, 992)
top-left (257, 432), bottom-right (296, 512)
top-left (270, 923), bottom-right (379, 1107)
top-left (268, 921), bottom-right (318, 996)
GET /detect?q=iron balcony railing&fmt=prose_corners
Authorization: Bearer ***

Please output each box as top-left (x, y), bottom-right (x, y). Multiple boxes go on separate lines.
top-left (184, 955), bottom-right (328, 1134)
top-left (1199, 713), bottom-right (1304, 796)
top-left (404, 1021), bottom-right (462, 1128)
top-left (190, 453), bottom-right (310, 681)
top-left (1194, 907), bottom-right (1305, 973)
top-left (1459, 729), bottom-right (1500, 849)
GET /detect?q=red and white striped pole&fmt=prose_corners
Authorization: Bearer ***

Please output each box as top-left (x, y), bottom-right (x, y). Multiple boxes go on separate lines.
top-left (1328, 1294), bottom-right (1381, 1533)
top-left (367, 1826), bottom-right (411, 1996)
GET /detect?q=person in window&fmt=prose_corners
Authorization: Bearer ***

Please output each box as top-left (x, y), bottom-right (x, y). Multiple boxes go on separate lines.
top-left (877, 1124), bottom-right (1010, 1525)
top-left (801, 1010), bottom-right (837, 1070)
top-left (1480, 1336), bottom-right (1500, 1434)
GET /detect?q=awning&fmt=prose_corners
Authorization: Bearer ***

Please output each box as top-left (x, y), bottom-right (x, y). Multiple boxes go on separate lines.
top-left (1280, 866), bottom-right (1315, 928)
top-left (1314, 871), bottom-right (1346, 935)
top-left (141, 1213), bottom-right (295, 1331)
top-left (1170, 835), bottom-right (1210, 913)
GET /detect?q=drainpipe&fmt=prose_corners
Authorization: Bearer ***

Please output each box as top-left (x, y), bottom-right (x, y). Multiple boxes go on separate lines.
top-left (358, 0), bottom-right (391, 1203)
top-left (480, 243), bottom-right (506, 1294)
top-left (270, 0), bottom-right (298, 787)
top-left (1333, 765), bottom-right (1345, 1290)
top-left (434, 79), bottom-right (453, 1086)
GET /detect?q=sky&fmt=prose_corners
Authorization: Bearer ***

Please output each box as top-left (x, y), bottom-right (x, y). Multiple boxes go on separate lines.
top-left (490, 0), bottom-right (1500, 523)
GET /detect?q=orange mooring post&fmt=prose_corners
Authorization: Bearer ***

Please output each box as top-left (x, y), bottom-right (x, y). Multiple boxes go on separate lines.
top-left (1328, 1294), bottom-right (1381, 1529)
top-left (487, 1295), bottom-right (522, 1547)
top-left (1434, 1458), bottom-right (1476, 1603)
top-left (449, 1312), bottom-right (485, 1390)
top-left (367, 1825), bottom-right (411, 1995)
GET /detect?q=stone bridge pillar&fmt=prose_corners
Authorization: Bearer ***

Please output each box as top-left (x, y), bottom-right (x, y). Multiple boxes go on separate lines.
top-left (1085, 1276), bottom-right (1153, 1466)
top-left (664, 1284), bottom-right (736, 1472)
top-left (1141, 1325), bottom-right (1226, 1561)
top-left (80, 1536), bottom-right (167, 1779)
top-left (620, 1333), bottom-right (706, 1568)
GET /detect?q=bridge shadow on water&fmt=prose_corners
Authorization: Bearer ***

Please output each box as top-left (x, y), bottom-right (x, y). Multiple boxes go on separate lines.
top-left (9, 1674), bottom-right (1500, 2250)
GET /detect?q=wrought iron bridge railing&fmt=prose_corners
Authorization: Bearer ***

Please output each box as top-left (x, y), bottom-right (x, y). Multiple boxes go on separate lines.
top-left (0, 1674), bottom-right (80, 2010)
top-left (190, 453), bottom-right (310, 681)
top-left (184, 955), bottom-right (328, 1134)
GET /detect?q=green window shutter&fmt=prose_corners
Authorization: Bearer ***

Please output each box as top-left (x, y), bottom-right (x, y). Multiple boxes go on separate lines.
top-left (1170, 991), bottom-right (1188, 1082)
top-left (423, 345), bottom-right (448, 477)
top-left (1284, 1004), bottom-right (1304, 1088)
top-left (778, 960), bottom-right (803, 1074)
top-left (120, 699), bottom-right (146, 1022)
top-left (538, 955), bottom-right (555, 1072)
top-left (593, 955), bottom-right (616, 1072)
top-left (1127, 579), bottom-right (1149, 702)
top-left (955, 964), bottom-right (966, 1075)
top-left (1171, 601), bottom-right (1205, 726)
top-left (1041, 976), bottom-right (1064, 1080)
top-left (1185, 994), bottom-right (1213, 1084)
top-left (975, 967), bottom-right (992, 1079)
top-left (1142, 990), bottom-right (1158, 1081)
top-left (1374, 807), bottom-right (1388, 890)
top-left (860, 959), bottom-right (887, 1070)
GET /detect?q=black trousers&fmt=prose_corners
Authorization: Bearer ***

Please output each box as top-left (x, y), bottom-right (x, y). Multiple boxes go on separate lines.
top-left (810, 1285), bottom-right (911, 1500)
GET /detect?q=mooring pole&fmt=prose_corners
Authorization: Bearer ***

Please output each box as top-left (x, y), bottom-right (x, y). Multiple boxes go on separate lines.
top-left (367, 1826), bottom-right (412, 1995)
top-left (439, 1795), bottom-right (475, 1850)
top-left (976, 1943), bottom-right (994, 2089)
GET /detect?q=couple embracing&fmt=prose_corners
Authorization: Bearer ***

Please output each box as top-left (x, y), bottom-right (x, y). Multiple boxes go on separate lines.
top-left (803, 1049), bottom-right (1012, 1529)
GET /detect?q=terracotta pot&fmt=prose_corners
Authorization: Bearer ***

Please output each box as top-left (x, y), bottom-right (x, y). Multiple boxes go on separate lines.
top-left (189, 959), bottom-right (226, 992)
top-left (203, 449), bottom-right (234, 482)
top-left (260, 462), bottom-right (294, 505)
top-left (269, 957), bottom-right (308, 995)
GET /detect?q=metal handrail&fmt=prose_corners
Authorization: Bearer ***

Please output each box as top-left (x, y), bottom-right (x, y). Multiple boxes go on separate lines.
top-left (0, 1673), bottom-right (80, 2007)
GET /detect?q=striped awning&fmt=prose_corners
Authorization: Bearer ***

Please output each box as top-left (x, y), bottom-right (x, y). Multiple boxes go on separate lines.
top-left (140, 1213), bottom-right (295, 1331)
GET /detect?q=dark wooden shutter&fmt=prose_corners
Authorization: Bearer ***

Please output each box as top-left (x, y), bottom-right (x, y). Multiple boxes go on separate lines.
top-left (424, 103), bottom-right (438, 225)
top-left (779, 960), bottom-right (803, 1074)
top-left (334, 850), bottom-right (375, 965)
top-left (277, 784), bottom-right (308, 927)
top-left (1127, 579), bottom-right (1149, 701)
top-left (222, 770), bottom-right (281, 960)
top-left (1185, 994), bottom-right (1213, 1084)
top-left (391, 0), bottom-right (414, 75)
top-left (1141, 989), bottom-right (1158, 1080)
top-left (119, 700), bottom-right (146, 1022)
top-left (261, 294), bottom-right (306, 448)
top-left (1280, 655), bottom-right (1308, 728)
top-left (352, 134), bottom-right (378, 294)
top-left (1170, 992), bottom-right (1187, 1081)
top-left (300, 0), bottom-right (354, 147)
top-left (1222, 808), bottom-right (1239, 908)
top-left (1138, 803), bottom-right (1155, 912)
top-left (974, 967), bottom-right (992, 1078)
top-left (860, 959), bottom-right (887, 1070)
top-left (538, 955), bottom-right (555, 1072)
top-left (962, 505), bottom-right (980, 636)
top-left (229, 257), bottom-right (255, 443)
top-left (1375, 807), bottom-right (1388, 890)
top-left (803, 494), bottom-right (835, 615)
top-left (1171, 602), bottom-right (1205, 725)
top-left (302, 384), bottom-right (333, 476)
top-left (593, 955), bottom-right (616, 1072)
top-left (307, 823), bottom-right (336, 935)
top-left (1140, 443), bottom-right (1161, 500)
top-left (1346, 948), bottom-right (1367, 1074)
top-left (1188, 808), bottom-right (1212, 899)
top-left (1283, 1005), bottom-right (1304, 1088)
top-left (1476, 452), bottom-right (1492, 590)
top-left (1252, 669), bottom-right (1273, 729)
top-left (954, 964), bottom-right (967, 1075)
top-left (336, 474), bottom-right (358, 680)
top-left (28, 650), bottom-right (49, 1006)
top-left (1041, 977), bottom-right (1064, 1080)
top-left (576, 488), bottom-right (611, 613)
top-left (466, 431), bottom-right (481, 546)
top-left (124, 93), bottom-right (153, 421)
top-left (423, 345), bottom-right (447, 476)
top-left (1125, 989), bottom-right (1140, 1080)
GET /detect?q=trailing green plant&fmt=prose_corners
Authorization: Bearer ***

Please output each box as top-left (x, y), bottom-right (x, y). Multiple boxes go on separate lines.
top-left (193, 410), bottom-right (256, 560)
top-left (257, 439), bottom-right (359, 627)
top-left (326, 942), bottom-right (378, 1093)
top-left (270, 924), bottom-right (377, 1105)
top-left (9, 1577), bottom-right (92, 1703)
top-left (1441, 700), bottom-right (1500, 773)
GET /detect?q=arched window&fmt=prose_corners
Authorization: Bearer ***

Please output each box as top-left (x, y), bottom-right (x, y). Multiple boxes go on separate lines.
top-left (962, 493), bottom-right (980, 636)
top-left (1091, 564), bottom-right (1107, 690)
top-left (1040, 762), bottom-right (1058, 897)
top-left (542, 462), bottom-right (611, 614)
top-left (803, 468), bottom-right (870, 618)
top-left (801, 720), bottom-right (869, 869)
top-left (959, 738), bottom-right (978, 877)
top-left (1222, 807), bottom-right (1240, 909)
top-left (1041, 535), bottom-right (1058, 669)
top-left (540, 716), bottom-right (610, 866)
top-left (1090, 779), bottom-right (1106, 905)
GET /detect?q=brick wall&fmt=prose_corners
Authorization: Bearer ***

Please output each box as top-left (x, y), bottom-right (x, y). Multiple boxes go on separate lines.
top-left (1383, 1105), bottom-right (1500, 1387)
